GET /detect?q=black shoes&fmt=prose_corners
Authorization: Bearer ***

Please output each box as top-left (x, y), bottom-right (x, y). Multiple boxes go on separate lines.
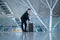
top-left (23, 30), bottom-right (28, 32)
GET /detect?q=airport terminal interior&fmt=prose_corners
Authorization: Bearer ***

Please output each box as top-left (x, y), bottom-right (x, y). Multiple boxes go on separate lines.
top-left (0, 0), bottom-right (60, 40)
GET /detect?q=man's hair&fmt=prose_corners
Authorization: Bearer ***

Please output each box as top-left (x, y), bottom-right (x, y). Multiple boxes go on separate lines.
top-left (27, 8), bottom-right (31, 10)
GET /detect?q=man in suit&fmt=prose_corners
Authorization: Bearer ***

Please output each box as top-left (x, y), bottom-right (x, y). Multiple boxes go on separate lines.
top-left (21, 8), bottom-right (31, 32)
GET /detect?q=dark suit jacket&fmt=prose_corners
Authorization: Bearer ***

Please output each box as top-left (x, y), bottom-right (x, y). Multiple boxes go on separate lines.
top-left (21, 11), bottom-right (29, 22)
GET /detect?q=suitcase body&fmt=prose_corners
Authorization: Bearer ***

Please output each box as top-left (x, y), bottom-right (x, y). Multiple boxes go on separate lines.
top-left (28, 22), bottom-right (33, 32)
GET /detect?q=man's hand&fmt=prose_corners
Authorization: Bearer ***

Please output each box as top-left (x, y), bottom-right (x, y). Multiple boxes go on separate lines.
top-left (28, 19), bottom-right (30, 21)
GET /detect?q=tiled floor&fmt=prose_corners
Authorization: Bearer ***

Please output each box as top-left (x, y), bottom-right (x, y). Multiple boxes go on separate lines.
top-left (0, 32), bottom-right (60, 40)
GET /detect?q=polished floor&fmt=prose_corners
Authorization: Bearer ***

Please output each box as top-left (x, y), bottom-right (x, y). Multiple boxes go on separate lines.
top-left (0, 32), bottom-right (60, 40)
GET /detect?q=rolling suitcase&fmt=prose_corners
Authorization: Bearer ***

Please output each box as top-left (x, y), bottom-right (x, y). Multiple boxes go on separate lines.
top-left (28, 22), bottom-right (33, 32)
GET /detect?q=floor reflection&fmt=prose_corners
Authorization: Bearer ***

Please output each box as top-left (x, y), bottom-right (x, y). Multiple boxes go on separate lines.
top-left (0, 32), bottom-right (60, 40)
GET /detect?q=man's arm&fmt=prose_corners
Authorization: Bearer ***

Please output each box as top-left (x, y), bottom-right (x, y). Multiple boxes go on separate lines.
top-left (27, 15), bottom-right (30, 21)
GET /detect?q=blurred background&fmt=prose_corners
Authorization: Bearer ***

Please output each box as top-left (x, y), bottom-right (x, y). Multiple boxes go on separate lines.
top-left (0, 0), bottom-right (60, 32)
